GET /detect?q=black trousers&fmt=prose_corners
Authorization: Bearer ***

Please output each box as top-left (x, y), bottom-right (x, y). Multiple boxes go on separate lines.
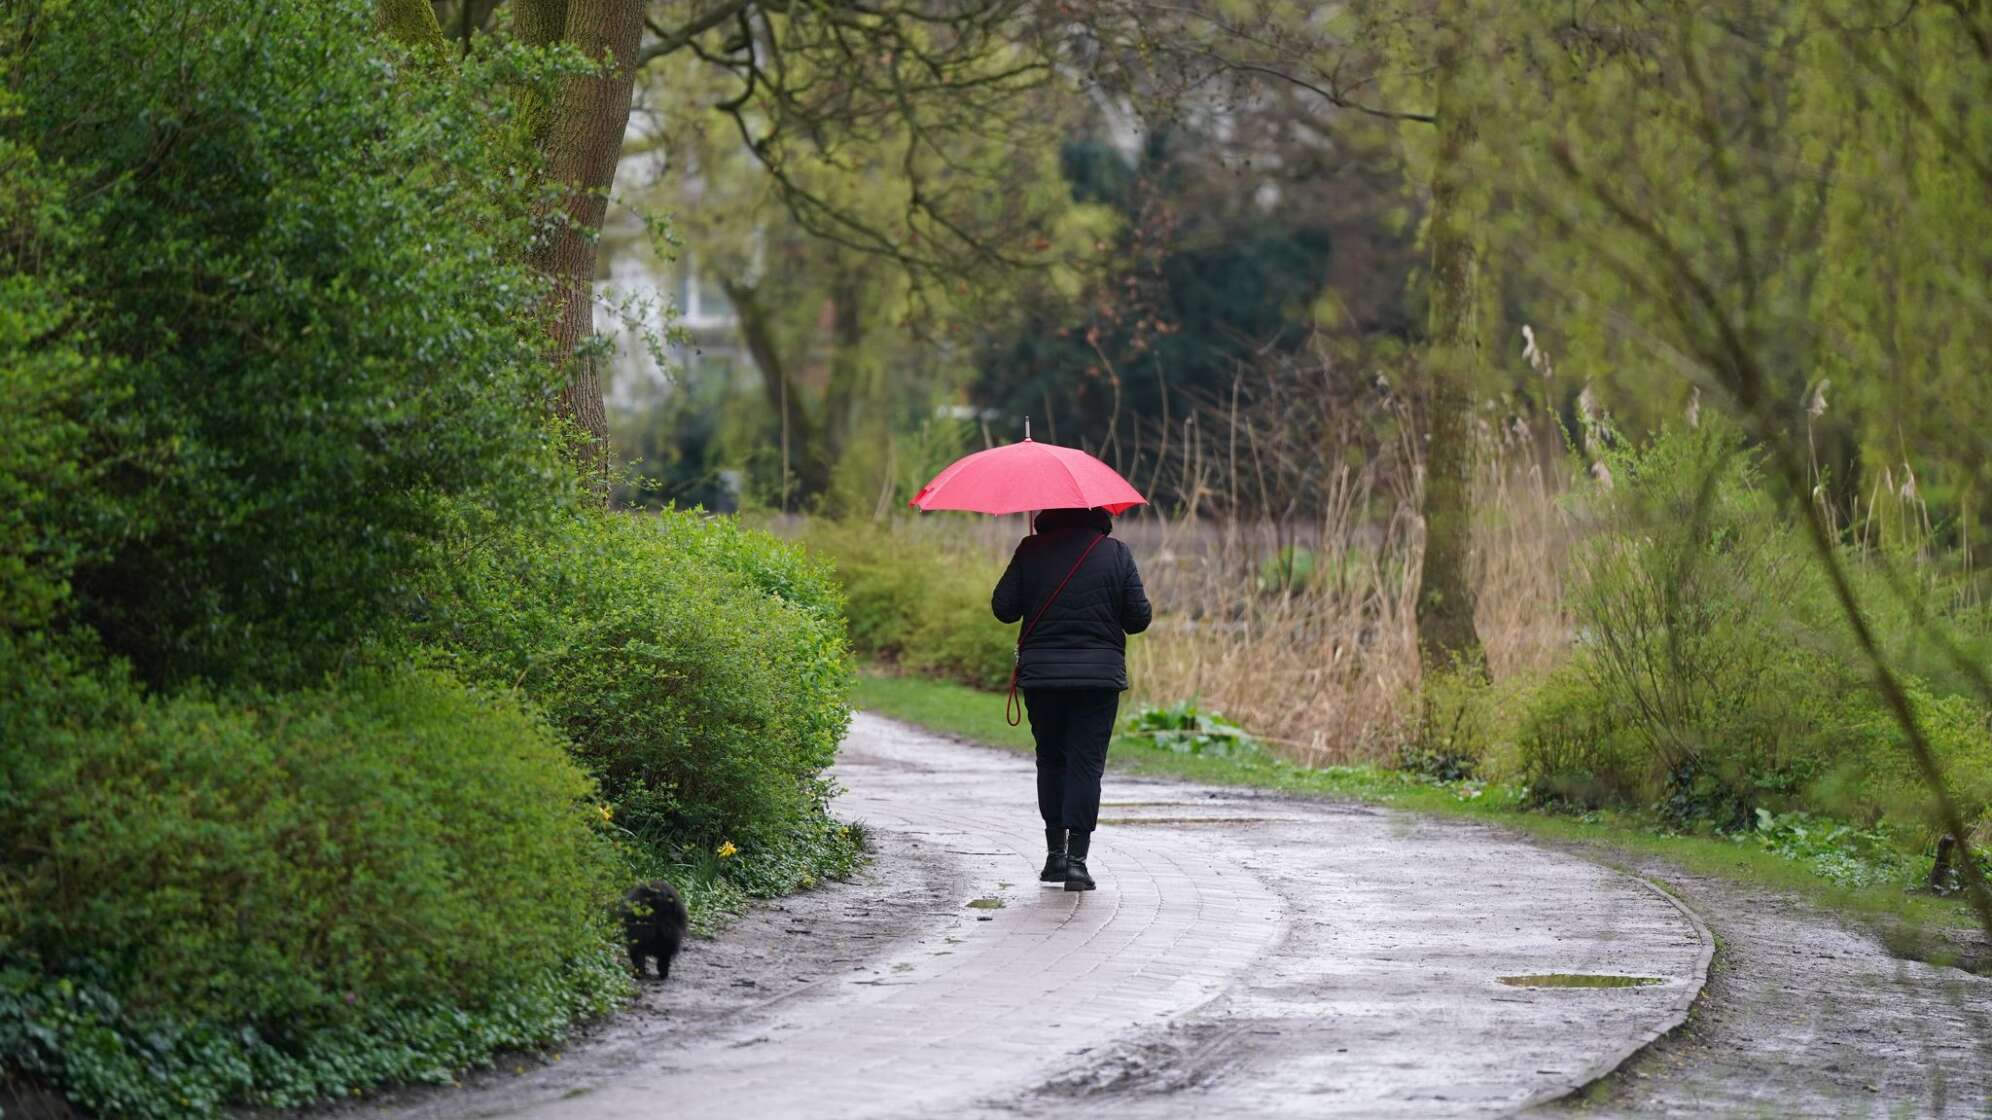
top-left (1022, 688), bottom-right (1120, 833)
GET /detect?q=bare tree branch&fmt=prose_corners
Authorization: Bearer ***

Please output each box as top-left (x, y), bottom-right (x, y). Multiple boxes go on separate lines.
top-left (639, 0), bottom-right (754, 65)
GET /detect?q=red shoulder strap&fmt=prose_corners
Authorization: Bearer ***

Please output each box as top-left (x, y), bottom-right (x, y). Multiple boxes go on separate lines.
top-left (1007, 532), bottom-right (1108, 726)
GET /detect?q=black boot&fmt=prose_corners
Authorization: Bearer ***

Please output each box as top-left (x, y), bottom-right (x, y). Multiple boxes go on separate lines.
top-left (1064, 829), bottom-right (1095, 892)
top-left (1039, 825), bottom-right (1068, 883)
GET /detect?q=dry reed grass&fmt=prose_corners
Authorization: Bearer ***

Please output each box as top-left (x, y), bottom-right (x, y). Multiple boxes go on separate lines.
top-left (890, 388), bottom-right (1579, 765)
top-left (1120, 426), bottom-right (1573, 765)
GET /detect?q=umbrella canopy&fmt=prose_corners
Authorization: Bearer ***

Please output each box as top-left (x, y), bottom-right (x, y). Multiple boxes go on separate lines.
top-left (909, 438), bottom-right (1146, 516)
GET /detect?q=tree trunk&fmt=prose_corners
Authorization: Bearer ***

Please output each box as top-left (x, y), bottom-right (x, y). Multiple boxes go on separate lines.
top-left (375, 0), bottom-right (447, 54)
top-left (374, 0), bottom-right (641, 481)
top-left (724, 278), bottom-right (828, 504)
top-left (823, 271), bottom-right (870, 471)
top-left (518, 0), bottom-right (644, 479)
top-left (1415, 28), bottom-right (1486, 675)
top-left (433, 1), bottom-right (505, 56)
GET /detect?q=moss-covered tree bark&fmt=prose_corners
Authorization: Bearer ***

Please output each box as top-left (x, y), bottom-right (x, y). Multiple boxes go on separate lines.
top-left (1415, 26), bottom-right (1485, 674)
top-left (517, 0), bottom-right (643, 474)
top-left (374, 0), bottom-right (447, 54)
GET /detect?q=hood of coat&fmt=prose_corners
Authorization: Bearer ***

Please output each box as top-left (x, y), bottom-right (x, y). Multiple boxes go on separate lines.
top-left (1034, 506), bottom-right (1113, 535)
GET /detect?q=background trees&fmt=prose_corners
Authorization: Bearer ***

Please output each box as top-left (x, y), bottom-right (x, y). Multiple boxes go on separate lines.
top-left (1007, 0), bottom-right (1498, 674)
top-left (607, 8), bottom-right (1084, 509)
top-left (389, 0), bottom-right (1076, 474)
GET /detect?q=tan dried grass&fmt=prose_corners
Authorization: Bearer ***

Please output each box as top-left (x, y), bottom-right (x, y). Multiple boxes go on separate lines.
top-left (857, 416), bottom-right (1576, 766)
top-left (1123, 432), bottom-right (1573, 765)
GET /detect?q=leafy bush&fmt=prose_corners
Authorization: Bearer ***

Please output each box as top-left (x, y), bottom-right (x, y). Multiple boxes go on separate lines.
top-left (0, 651), bottom-right (627, 1118)
top-left (1123, 701), bottom-right (1267, 759)
top-left (417, 507), bottom-right (858, 889)
top-left (1558, 425), bottom-right (1823, 821)
top-left (1515, 424), bottom-right (1992, 841)
top-left (2, 5), bottom-right (872, 1116)
top-left (0, 78), bottom-right (115, 642)
top-left (1738, 809), bottom-right (1924, 891)
top-left (799, 521), bottom-right (928, 661)
top-left (647, 510), bottom-right (847, 627)
top-left (1406, 657), bottom-right (1504, 780)
top-left (801, 519), bottom-right (1016, 690)
top-left (5, 0), bottom-right (573, 687)
top-left (905, 575), bottom-right (1019, 691)
top-left (1514, 656), bottom-right (1666, 810)
top-left (1803, 681), bottom-right (1992, 838)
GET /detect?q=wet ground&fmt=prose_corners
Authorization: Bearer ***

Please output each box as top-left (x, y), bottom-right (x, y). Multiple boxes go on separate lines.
top-left (1552, 852), bottom-right (1992, 1118)
top-left (331, 714), bottom-right (1731, 1120)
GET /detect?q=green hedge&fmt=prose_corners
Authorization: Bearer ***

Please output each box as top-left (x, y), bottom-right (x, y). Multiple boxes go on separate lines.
top-left (0, 649), bottom-right (628, 1118)
top-left (417, 508), bottom-right (859, 891)
top-left (800, 519), bottom-right (1016, 690)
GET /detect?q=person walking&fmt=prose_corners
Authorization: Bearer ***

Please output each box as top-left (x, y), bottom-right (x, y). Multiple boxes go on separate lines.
top-left (992, 506), bottom-right (1152, 892)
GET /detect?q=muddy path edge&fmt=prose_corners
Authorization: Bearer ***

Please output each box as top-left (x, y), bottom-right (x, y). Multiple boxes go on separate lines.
top-left (1509, 875), bottom-right (1716, 1114)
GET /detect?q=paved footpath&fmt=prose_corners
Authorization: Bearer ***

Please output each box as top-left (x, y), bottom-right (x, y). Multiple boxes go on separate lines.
top-left (453, 714), bottom-right (1712, 1119)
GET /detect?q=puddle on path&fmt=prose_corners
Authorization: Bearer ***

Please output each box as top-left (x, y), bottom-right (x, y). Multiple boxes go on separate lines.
top-left (1497, 973), bottom-right (1664, 989)
top-left (966, 897), bottom-right (1005, 910)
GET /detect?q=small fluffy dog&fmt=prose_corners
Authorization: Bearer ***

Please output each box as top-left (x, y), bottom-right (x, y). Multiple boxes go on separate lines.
top-left (617, 879), bottom-right (688, 981)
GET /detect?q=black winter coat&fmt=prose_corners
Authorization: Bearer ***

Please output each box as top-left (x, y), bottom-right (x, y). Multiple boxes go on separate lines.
top-left (991, 507), bottom-right (1152, 690)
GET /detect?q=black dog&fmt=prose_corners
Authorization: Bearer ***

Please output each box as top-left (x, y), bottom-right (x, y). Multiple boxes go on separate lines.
top-left (617, 879), bottom-right (688, 981)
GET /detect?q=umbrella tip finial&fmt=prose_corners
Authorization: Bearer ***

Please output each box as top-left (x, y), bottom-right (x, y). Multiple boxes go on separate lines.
top-left (1024, 415), bottom-right (1031, 441)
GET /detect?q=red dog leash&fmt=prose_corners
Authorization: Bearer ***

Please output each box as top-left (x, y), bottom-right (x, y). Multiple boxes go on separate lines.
top-left (1007, 532), bottom-right (1108, 727)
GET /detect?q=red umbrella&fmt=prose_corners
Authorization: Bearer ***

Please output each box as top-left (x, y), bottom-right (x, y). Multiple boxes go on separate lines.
top-left (910, 431), bottom-right (1145, 725)
top-left (909, 437), bottom-right (1146, 516)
